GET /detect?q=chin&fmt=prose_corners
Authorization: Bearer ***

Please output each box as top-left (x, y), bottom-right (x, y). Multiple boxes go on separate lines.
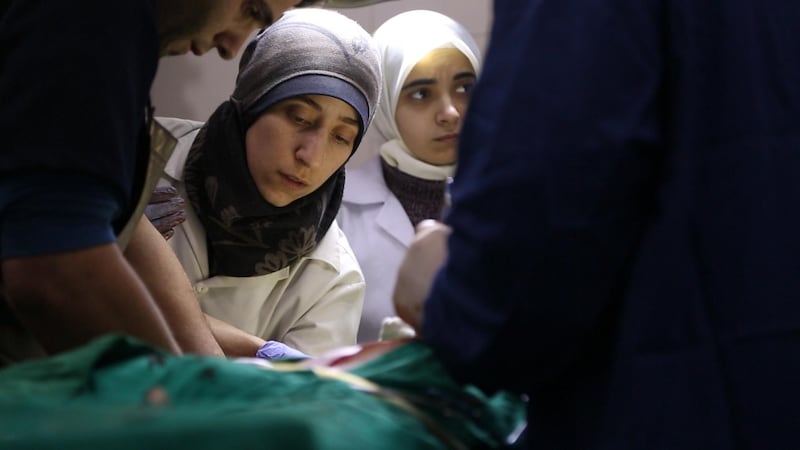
top-left (264, 194), bottom-right (294, 208)
top-left (430, 153), bottom-right (457, 166)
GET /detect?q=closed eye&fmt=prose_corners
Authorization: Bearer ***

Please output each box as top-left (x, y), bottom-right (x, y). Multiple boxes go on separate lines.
top-left (293, 114), bottom-right (312, 126)
top-left (244, 0), bottom-right (272, 26)
top-left (334, 134), bottom-right (352, 146)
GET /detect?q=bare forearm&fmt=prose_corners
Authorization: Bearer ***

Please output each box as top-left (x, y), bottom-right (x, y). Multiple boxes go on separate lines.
top-left (125, 217), bottom-right (224, 357)
top-left (206, 314), bottom-right (266, 357)
top-left (3, 244), bottom-right (182, 355)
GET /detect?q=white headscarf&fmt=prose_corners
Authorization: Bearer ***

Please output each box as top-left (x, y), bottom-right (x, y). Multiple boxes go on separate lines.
top-left (372, 10), bottom-right (482, 180)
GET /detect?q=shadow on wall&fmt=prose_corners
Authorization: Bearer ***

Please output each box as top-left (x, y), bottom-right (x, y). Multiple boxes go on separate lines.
top-left (151, 51), bottom-right (240, 121)
top-left (150, 1), bottom-right (491, 124)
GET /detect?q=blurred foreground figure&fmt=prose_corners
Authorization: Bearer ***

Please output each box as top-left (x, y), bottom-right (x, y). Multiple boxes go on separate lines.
top-left (394, 1), bottom-right (800, 448)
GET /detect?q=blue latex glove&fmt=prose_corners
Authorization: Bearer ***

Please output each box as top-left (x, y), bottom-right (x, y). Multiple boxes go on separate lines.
top-left (256, 341), bottom-right (309, 361)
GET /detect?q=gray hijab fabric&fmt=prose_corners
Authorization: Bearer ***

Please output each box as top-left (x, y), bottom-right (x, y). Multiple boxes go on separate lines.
top-left (183, 9), bottom-right (381, 277)
top-left (234, 8), bottom-right (382, 144)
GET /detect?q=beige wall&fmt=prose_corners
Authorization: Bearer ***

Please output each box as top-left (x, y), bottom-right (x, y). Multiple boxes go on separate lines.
top-left (149, 0), bottom-right (492, 122)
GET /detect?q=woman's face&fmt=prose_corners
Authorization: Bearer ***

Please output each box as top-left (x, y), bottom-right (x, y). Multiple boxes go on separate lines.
top-left (394, 48), bottom-right (476, 166)
top-left (245, 94), bottom-right (359, 207)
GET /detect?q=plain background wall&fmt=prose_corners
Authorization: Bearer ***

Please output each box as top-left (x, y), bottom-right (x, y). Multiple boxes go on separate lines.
top-left (150, 0), bottom-right (492, 166)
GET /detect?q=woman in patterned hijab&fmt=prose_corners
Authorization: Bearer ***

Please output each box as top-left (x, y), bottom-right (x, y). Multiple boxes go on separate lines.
top-left (156, 8), bottom-right (382, 358)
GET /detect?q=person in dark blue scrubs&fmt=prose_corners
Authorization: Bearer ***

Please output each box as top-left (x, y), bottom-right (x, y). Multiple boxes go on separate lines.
top-left (394, 1), bottom-right (800, 448)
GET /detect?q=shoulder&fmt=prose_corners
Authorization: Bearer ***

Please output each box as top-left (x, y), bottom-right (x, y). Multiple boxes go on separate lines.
top-left (155, 117), bottom-right (206, 181)
top-left (155, 117), bottom-right (205, 140)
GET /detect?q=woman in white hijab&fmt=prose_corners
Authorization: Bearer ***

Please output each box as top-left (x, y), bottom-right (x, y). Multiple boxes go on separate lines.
top-left (337, 10), bottom-right (482, 343)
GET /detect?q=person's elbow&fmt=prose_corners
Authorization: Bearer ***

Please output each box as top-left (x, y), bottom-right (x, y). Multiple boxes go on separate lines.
top-left (3, 257), bottom-right (76, 320)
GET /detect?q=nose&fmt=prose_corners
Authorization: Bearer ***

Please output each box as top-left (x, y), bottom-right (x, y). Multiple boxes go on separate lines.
top-left (436, 98), bottom-right (461, 128)
top-left (294, 132), bottom-right (324, 168)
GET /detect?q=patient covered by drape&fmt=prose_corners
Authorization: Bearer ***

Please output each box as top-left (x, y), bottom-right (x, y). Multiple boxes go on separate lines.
top-left (0, 335), bottom-right (526, 449)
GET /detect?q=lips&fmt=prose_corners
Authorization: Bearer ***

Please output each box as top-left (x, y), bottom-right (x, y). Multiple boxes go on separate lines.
top-left (280, 172), bottom-right (308, 188)
top-left (435, 133), bottom-right (459, 142)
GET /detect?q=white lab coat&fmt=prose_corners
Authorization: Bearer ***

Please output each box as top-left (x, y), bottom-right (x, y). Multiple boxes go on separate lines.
top-left (337, 156), bottom-right (415, 342)
top-left (156, 117), bottom-right (365, 356)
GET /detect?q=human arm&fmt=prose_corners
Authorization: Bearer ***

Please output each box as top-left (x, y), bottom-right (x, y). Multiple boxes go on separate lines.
top-left (281, 228), bottom-right (365, 356)
top-left (418, 0), bottom-right (665, 393)
top-left (284, 272), bottom-right (365, 356)
top-left (392, 220), bottom-right (451, 333)
top-left (123, 216), bottom-right (225, 356)
top-left (201, 251), bottom-right (363, 358)
top-left (205, 314), bottom-right (266, 357)
top-left (188, 228), bottom-right (364, 358)
top-left (0, 172), bottom-right (183, 356)
top-left (3, 246), bottom-right (182, 356)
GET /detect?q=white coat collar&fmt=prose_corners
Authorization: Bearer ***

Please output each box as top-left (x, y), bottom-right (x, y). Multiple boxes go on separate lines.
top-left (343, 156), bottom-right (414, 246)
top-left (156, 116), bottom-right (204, 182)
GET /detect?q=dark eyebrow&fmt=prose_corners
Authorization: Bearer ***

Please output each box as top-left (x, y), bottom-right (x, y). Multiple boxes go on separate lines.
top-left (296, 96), bottom-right (360, 127)
top-left (453, 71), bottom-right (477, 81)
top-left (402, 71), bottom-right (477, 91)
top-left (401, 78), bottom-right (435, 91)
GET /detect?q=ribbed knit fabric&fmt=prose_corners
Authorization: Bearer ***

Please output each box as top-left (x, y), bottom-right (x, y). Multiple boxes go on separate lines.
top-left (381, 158), bottom-right (446, 226)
